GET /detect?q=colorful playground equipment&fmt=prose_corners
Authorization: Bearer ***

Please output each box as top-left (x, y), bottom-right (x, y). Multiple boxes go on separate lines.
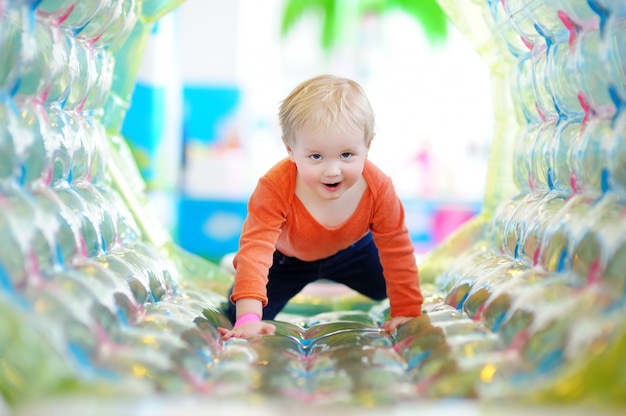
top-left (0, 0), bottom-right (625, 412)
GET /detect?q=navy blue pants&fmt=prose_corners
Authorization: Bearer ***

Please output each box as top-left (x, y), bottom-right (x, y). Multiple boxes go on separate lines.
top-left (226, 232), bottom-right (387, 323)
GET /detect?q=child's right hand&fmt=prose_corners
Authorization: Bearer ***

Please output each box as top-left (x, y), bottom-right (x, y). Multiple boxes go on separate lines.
top-left (218, 321), bottom-right (276, 340)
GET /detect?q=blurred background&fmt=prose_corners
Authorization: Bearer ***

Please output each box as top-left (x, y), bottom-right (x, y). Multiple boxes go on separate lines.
top-left (121, 0), bottom-right (493, 263)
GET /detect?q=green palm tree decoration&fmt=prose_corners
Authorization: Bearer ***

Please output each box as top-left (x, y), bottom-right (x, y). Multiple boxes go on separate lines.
top-left (281, 0), bottom-right (449, 51)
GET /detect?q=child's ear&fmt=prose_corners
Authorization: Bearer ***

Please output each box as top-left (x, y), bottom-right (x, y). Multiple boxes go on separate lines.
top-left (285, 144), bottom-right (295, 161)
top-left (367, 133), bottom-right (375, 150)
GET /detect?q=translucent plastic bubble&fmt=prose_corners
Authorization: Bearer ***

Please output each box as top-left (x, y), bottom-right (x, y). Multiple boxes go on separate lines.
top-left (444, 253), bottom-right (511, 310)
top-left (394, 314), bottom-right (449, 363)
top-left (574, 27), bottom-right (615, 119)
top-left (0, 99), bottom-right (18, 180)
top-left (560, 303), bottom-right (626, 394)
top-left (82, 48), bottom-right (114, 115)
top-left (95, 186), bottom-right (141, 246)
top-left (73, 184), bottom-right (118, 252)
top-left (72, 257), bottom-right (142, 322)
top-left (538, 193), bottom-right (595, 273)
top-left (531, 45), bottom-right (558, 120)
top-left (92, 0), bottom-right (139, 52)
top-left (604, 16), bottom-right (626, 109)
top-left (303, 321), bottom-right (381, 340)
top-left (435, 318), bottom-right (493, 339)
top-left (426, 348), bottom-right (521, 399)
top-left (91, 253), bottom-right (151, 304)
top-left (512, 54), bottom-right (539, 124)
top-left (497, 276), bottom-right (577, 346)
top-left (143, 300), bottom-right (204, 324)
top-left (64, 113), bottom-right (95, 182)
top-left (61, 0), bottom-right (107, 30)
top-left (513, 124), bottom-right (540, 191)
top-left (519, 192), bottom-right (567, 264)
top-left (244, 335), bottom-right (307, 375)
top-left (524, 0), bottom-right (567, 44)
top-left (181, 323), bottom-right (220, 362)
top-left (104, 327), bottom-right (195, 391)
top-left (170, 281), bottom-right (227, 312)
top-left (529, 120), bottom-right (558, 191)
top-left (14, 18), bottom-right (58, 100)
top-left (30, 187), bottom-right (85, 263)
top-left (36, 0), bottom-right (79, 22)
top-left (500, 192), bottom-right (545, 258)
top-left (308, 346), bottom-right (411, 404)
top-left (408, 348), bottom-right (455, 389)
top-left (487, 0), bottom-right (529, 58)
top-left (0, 1), bottom-right (24, 92)
top-left (133, 242), bottom-right (181, 290)
top-left (604, 240), bottom-right (626, 295)
top-left (507, 0), bottom-right (568, 45)
top-left (24, 283), bottom-right (101, 366)
top-left (570, 194), bottom-right (626, 288)
top-left (307, 328), bottom-right (392, 355)
top-left (42, 26), bottom-right (75, 105)
top-left (18, 102), bottom-right (63, 188)
top-left (12, 197), bottom-right (66, 273)
top-left (593, 0), bottom-right (626, 15)
top-left (135, 309), bottom-right (200, 337)
top-left (45, 268), bottom-right (122, 334)
top-left (304, 310), bottom-right (379, 327)
top-left (504, 0), bottom-right (544, 48)
top-left (550, 118), bottom-right (584, 193)
top-left (569, 231), bottom-right (600, 286)
top-left (54, 183), bottom-right (104, 257)
top-left (77, 0), bottom-right (137, 50)
top-left (0, 295), bottom-right (79, 406)
top-left (517, 285), bottom-right (615, 375)
top-left (477, 268), bottom-right (552, 332)
top-left (0, 207), bottom-right (30, 290)
top-left (462, 260), bottom-right (528, 319)
top-left (448, 332), bottom-right (504, 363)
top-left (552, 0), bottom-right (599, 29)
top-left (84, 118), bottom-right (107, 183)
top-left (209, 359), bottom-right (257, 397)
top-left (611, 114), bottom-right (626, 194)
top-left (115, 247), bottom-right (174, 299)
top-left (64, 37), bottom-right (96, 111)
top-left (435, 241), bottom-right (494, 292)
top-left (570, 118), bottom-right (612, 194)
top-left (7, 103), bottom-right (50, 185)
top-left (490, 192), bottom-right (523, 248)
top-left (1, 182), bottom-right (61, 276)
top-left (42, 106), bottom-right (74, 185)
top-left (547, 41), bottom-right (585, 118)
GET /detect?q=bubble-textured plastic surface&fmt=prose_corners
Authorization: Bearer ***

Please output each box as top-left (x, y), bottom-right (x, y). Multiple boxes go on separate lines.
top-left (1, 0), bottom-right (626, 411)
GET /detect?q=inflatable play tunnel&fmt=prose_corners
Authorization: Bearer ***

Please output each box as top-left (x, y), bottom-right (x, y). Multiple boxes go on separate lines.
top-left (1, 0), bottom-right (625, 412)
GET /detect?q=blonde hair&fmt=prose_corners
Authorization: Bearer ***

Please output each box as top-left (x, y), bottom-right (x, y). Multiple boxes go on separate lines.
top-left (278, 74), bottom-right (376, 147)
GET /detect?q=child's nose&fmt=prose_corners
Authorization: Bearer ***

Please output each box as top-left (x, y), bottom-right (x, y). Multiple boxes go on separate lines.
top-left (323, 162), bottom-right (341, 177)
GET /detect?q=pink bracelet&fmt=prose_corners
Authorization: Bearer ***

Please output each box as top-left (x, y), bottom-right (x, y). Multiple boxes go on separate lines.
top-left (234, 312), bottom-right (261, 328)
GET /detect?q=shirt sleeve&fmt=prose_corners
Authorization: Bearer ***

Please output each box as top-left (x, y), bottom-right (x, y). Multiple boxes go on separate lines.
top-left (231, 175), bottom-right (289, 306)
top-left (370, 174), bottom-right (423, 317)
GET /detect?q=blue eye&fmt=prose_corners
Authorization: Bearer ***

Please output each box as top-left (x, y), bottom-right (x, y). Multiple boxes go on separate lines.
top-left (341, 152), bottom-right (352, 159)
top-left (310, 154), bottom-right (322, 160)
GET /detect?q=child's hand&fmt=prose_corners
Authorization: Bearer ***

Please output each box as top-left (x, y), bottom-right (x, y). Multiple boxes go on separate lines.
top-left (382, 316), bottom-right (414, 333)
top-left (218, 321), bottom-right (276, 340)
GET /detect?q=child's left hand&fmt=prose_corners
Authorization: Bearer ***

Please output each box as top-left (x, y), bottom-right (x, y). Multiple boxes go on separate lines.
top-left (382, 316), bottom-right (414, 333)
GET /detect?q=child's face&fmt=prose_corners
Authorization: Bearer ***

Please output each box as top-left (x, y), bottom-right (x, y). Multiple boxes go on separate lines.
top-left (287, 123), bottom-right (370, 201)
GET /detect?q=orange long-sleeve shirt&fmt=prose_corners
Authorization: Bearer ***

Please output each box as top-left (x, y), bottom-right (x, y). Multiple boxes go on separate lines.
top-left (231, 158), bottom-right (423, 317)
